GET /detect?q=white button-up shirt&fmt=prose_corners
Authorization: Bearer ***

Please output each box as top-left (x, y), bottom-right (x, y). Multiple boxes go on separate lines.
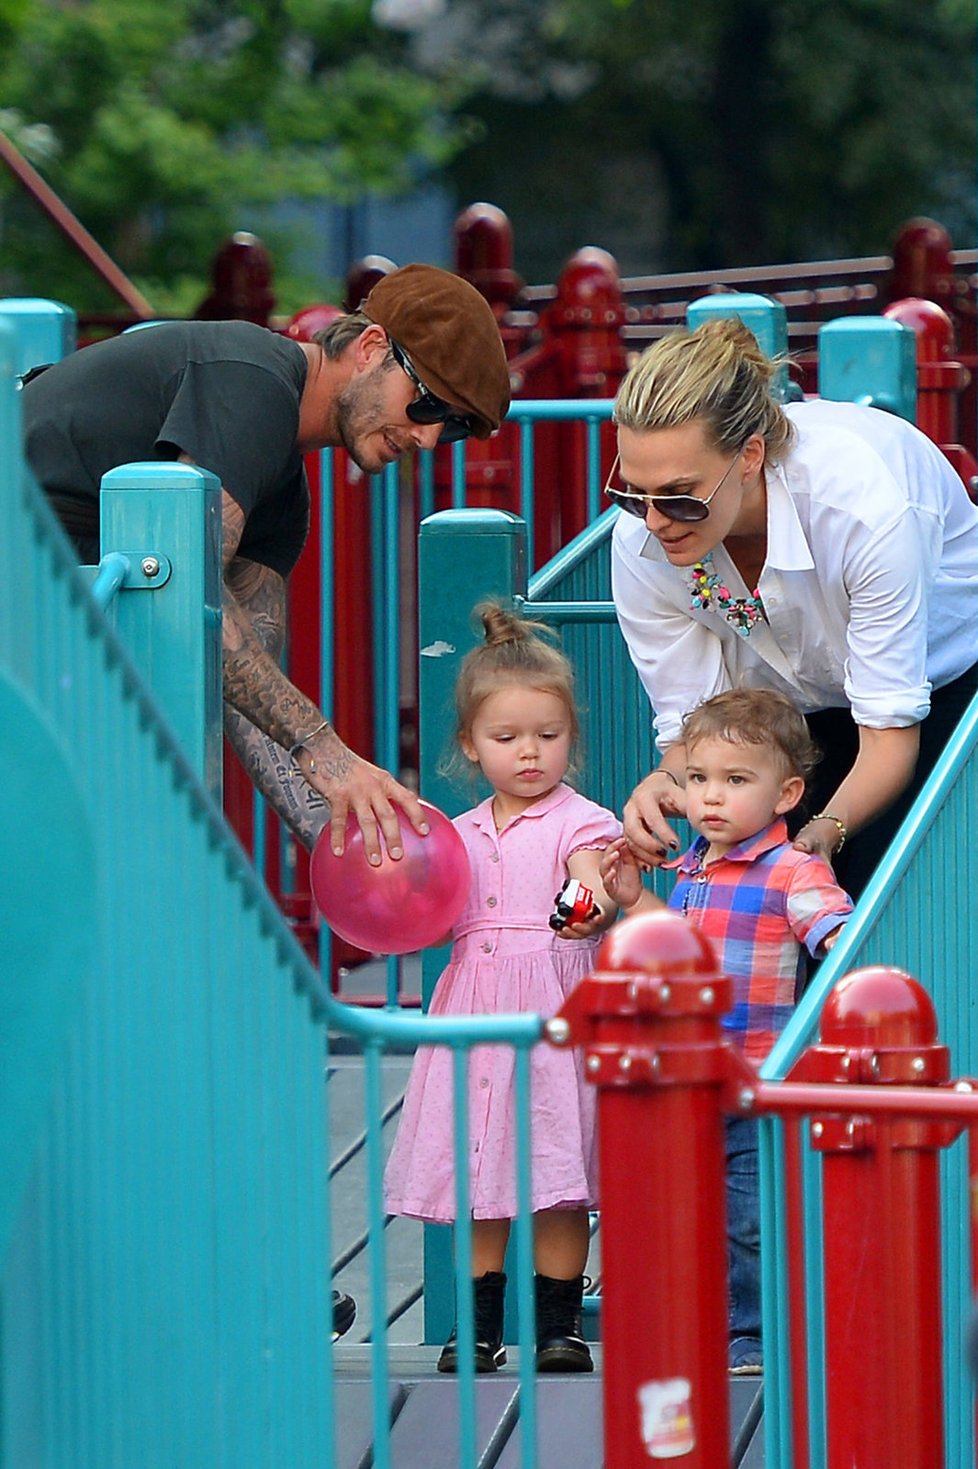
top-left (611, 398), bottom-right (978, 751)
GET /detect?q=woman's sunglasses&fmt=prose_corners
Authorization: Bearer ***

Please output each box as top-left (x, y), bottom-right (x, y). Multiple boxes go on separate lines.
top-left (604, 449), bottom-right (742, 523)
top-left (389, 338), bottom-right (474, 444)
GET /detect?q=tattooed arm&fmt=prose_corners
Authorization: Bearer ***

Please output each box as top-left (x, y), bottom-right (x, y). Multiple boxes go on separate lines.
top-left (218, 490), bottom-right (428, 862)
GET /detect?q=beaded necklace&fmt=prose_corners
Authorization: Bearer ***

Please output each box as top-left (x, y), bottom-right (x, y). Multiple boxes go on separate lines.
top-left (686, 553), bottom-right (765, 639)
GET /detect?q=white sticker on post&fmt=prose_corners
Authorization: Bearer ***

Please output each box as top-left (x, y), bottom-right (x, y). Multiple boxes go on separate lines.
top-left (637, 1377), bottom-right (696, 1458)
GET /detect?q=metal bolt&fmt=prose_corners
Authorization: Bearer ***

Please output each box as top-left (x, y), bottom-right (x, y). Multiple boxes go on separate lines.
top-left (619, 1054), bottom-right (633, 1072)
top-left (546, 1017), bottom-right (571, 1045)
top-left (700, 986), bottom-right (715, 1005)
top-left (846, 1120), bottom-right (855, 1136)
top-left (841, 1054), bottom-right (851, 1069)
top-left (954, 1080), bottom-right (975, 1093)
top-left (659, 984), bottom-right (671, 1004)
top-left (812, 1122), bottom-right (824, 1138)
top-left (628, 981), bottom-right (639, 1001)
top-left (586, 1055), bottom-right (601, 1074)
top-left (141, 556), bottom-right (160, 577)
top-left (738, 1088), bottom-right (755, 1112)
top-left (911, 1056), bottom-right (925, 1074)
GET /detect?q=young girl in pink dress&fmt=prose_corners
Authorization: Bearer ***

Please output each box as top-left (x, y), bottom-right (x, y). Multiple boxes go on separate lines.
top-left (384, 603), bottom-right (621, 1374)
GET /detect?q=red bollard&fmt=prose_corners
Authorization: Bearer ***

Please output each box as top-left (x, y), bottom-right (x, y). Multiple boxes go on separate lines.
top-left (883, 296), bottom-right (978, 498)
top-left (194, 231), bottom-right (276, 325)
top-left (343, 254), bottom-right (396, 313)
top-left (453, 201), bottom-right (525, 320)
top-left (547, 246), bottom-right (629, 399)
top-left (550, 912), bottom-right (735, 1468)
top-left (884, 297), bottom-right (971, 448)
top-left (792, 966), bottom-right (951, 1469)
top-left (888, 218), bottom-right (959, 316)
top-left (887, 217), bottom-right (978, 475)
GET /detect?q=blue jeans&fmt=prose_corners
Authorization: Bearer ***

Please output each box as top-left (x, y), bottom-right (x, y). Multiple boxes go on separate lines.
top-left (725, 1114), bottom-right (761, 1344)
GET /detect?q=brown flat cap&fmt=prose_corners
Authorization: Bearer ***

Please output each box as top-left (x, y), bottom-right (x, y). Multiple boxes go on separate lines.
top-left (361, 263), bottom-right (511, 438)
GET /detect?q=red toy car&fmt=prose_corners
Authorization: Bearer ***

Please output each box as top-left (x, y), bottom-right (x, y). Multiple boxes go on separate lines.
top-left (548, 878), bottom-right (600, 931)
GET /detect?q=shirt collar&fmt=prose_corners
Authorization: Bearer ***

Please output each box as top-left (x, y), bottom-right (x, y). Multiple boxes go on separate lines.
top-left (669, 816), bottom-right (790, 874)
top-left (764, 463), bottom-right (814, 572)
top-left (469, 781), bottom-right (575, 833)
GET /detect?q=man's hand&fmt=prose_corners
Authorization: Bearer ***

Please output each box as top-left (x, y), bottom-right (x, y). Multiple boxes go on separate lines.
top-left (293, 726), bottom-right (429, 865)
top-left (622, 766), bottom-right (686, 869)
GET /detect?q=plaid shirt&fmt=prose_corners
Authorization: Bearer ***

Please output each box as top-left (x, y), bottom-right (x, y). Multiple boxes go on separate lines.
top-left (667, 818), bottom-right (853, 1063)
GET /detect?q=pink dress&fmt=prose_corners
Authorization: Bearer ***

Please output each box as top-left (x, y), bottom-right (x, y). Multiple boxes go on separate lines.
top-left (384, 783), bottom-right (621, 1223)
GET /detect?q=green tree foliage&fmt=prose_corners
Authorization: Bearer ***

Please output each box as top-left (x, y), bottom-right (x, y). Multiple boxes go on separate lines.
top-left (0, 0), bottom-right (470, 313)
top-left (438, 0), bottom-right (976, 277)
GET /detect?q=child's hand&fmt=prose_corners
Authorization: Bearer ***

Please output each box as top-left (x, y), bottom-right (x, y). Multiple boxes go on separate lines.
top-left (822, 925), bottom-right (844, 953)
top-left (598, 837), bottom-right (648, 912)
top-left (553, 906), bottom-right (611, 942)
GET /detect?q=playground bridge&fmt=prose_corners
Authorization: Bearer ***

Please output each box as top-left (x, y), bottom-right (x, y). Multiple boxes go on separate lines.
top-left (2, 283), bottom-right (978, 1467)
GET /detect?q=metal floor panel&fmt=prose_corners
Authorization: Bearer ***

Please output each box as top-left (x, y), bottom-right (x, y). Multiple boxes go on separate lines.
top-left (332, 1350), bottom-right (765, 1467)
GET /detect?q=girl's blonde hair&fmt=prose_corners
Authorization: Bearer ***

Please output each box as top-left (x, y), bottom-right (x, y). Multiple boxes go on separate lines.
top-left (614, 318), bottom-right (795, 461)
top-left (448, 602), bottom-right (580, 772)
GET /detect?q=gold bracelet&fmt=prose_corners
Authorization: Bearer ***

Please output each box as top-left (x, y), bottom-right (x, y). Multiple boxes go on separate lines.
top-left (811, 812), bottom-right (847, 853)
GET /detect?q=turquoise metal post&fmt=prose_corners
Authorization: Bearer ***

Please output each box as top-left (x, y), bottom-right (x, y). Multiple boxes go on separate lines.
top-left (98, 462), bottom-right (223, 798)
top-left (687, 292), bottom-right (790, 400)
top-left (817, 316), bottom-right (918, 419)
top-left (0, 295), bottom-right (76, 372)
top-left (416, 508), bottom-right (528, 1342)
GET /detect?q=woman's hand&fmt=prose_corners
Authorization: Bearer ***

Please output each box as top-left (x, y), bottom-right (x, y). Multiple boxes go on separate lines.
top-left (793, 815), bottom-right (846, 866)
top-left (622, 765), bottom-right (687, 869)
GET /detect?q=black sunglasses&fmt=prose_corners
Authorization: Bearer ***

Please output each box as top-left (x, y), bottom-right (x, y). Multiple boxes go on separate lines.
top-left (604, 450), bottom-right (743, 523)
top-left (389, 338), bottom-right (474, 444)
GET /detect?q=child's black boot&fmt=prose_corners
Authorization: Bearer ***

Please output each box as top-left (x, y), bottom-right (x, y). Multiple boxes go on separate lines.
top-left (535, 1273), bottom-right (594, 1373)
top-left (437, 1270), bottom-right (507, 1373)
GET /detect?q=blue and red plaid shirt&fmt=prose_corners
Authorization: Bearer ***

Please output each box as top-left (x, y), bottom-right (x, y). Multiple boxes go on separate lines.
top-left (667, 818), bottom-right (853, 1063)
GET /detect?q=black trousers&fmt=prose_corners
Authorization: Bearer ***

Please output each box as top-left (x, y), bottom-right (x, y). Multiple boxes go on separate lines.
top-left (793, 660), bottom-right (978, 901)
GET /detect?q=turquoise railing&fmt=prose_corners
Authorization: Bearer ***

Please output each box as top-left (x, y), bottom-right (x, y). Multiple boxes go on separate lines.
top-left (1, 328), bottom-right (342, 1468)
top-left (0, 322), bottom-right (554, 1468)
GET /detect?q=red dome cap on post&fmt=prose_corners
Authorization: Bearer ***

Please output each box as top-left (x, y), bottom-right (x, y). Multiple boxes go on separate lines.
top-left (453, 202), bottom-right (523, 312)
top-left (818, 965), bottom-right (938, 1050)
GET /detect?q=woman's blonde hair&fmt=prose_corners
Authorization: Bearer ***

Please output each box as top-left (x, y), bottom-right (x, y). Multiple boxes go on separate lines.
top-left (442, 602), bottom-right (580, 783)
top-left (614, 318), bottom-right (795, 461)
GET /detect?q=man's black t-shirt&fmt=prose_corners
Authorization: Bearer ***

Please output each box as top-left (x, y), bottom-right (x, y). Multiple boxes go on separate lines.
top-left (22, 320), bottom-right (311, 576)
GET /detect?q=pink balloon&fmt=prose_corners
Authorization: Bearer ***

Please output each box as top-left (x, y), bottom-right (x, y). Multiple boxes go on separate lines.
top-left (310, 800), bottom-right (471, 956)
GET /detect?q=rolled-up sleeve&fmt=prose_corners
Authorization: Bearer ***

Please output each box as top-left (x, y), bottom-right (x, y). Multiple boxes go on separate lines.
top-left (840, 504), bottom-right (941, 728)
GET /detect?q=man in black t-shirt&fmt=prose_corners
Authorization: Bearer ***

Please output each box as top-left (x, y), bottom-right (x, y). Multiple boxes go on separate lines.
top-left (23, 264), bottom-right (511, 866)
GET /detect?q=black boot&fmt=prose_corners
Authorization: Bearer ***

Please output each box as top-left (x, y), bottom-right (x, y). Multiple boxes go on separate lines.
top-left (331, 1288), bottom-right (356, 1341)
top-left (437, 1271), bottom-right (507, 1373)
top-left (535, 1273), bottom-right (594, 1373)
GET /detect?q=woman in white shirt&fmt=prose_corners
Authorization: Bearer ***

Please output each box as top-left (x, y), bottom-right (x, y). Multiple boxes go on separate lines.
top-left (611, 318), bottom-right (978, 897)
